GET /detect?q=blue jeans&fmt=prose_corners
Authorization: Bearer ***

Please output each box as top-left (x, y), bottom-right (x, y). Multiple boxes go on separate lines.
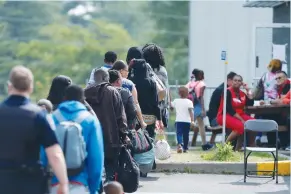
top-left (176, 122), bottom-right (191, 150)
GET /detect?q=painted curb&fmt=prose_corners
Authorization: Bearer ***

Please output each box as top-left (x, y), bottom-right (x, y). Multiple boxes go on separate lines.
top-left (156, 160), bottom-right (290, 176)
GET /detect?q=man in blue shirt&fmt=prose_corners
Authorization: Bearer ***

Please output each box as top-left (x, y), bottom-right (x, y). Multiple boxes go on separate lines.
top-left (0, 65), bottom-right (69, 194)
top-left (87, 51), bottom-right (118, 86)
top-left (41, 84), bottom-right (104, 194)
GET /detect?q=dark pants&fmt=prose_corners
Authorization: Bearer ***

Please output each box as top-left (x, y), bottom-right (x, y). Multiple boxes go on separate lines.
top-left (146, 124), bottom-right (156, 139)
top-left (175, 122), bottom-right (190, 150)
top-left (0, 170), bottom-right (49, 194)
top-left (104, 156), bottom-right (119, 182)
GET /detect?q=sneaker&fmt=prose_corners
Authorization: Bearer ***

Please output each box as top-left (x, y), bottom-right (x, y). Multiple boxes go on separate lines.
top-left (183, 150), bottom-right (188, 153)
top-left (177, 144), bottom-right (183, 153)
top-left (202, 143), bottom-right (214, 151)
top-left (286, 146), bottom-right (291, 151)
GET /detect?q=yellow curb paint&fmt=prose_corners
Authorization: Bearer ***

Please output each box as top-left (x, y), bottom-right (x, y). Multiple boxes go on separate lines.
top-left (257, 160), bottom-right (290, 176)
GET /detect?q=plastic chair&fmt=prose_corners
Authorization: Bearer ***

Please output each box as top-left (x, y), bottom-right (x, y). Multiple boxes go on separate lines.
top-left (244, 119), bottom-right (278, 183)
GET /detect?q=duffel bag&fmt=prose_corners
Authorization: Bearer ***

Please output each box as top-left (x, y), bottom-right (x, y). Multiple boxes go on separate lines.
top-left (115, 146), bottom-right (139, 193)
top-left (128, 128), bottom-right (153, 154)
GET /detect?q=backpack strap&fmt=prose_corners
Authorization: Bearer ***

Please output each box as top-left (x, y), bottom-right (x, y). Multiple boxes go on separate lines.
top-left (54, 109), bottom-right (66, 122)
top-left (75, 111), bottom-right (90, 124)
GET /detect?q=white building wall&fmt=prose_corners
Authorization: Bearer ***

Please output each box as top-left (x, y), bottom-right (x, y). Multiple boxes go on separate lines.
top-left (189, 1), bottom-right (273, 88)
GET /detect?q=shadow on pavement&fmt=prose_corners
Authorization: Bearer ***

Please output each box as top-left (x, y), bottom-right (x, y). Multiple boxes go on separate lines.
top-left (140, 176), bottom-right (159, 182)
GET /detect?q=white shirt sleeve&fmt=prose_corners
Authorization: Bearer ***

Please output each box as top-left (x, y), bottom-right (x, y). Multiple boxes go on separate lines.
top-left (171, 99), bottom-right (176, 108)
top-left (188, 99), bottom-right (194, 108)
top-left (87, 69), bottom-right (96, 86)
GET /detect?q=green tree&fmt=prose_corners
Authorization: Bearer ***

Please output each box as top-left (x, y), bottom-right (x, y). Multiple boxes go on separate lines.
top-left (16, 19), bottom-right (137, 99)
top-left (147, 1), bottom-right (189, 84)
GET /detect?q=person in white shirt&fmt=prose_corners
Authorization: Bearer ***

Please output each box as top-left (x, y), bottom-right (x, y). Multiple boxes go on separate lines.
top-left (87, 51), bottom-right (117, 86)
top-left (171, 86), bottom-right (194, 153)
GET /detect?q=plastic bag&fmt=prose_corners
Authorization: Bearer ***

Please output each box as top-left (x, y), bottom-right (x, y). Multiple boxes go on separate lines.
top-left (154, 130), bottom-right (171, 160)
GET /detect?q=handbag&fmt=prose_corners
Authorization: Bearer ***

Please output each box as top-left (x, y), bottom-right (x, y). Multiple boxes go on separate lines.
top-left (128, 128), bottom-right (153, 154)
top-left (116, 146), bottom-right (139, 193)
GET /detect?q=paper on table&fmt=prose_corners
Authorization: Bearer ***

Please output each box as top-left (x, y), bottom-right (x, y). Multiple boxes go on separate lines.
top-left (273, 44), bottom-right (287, 63)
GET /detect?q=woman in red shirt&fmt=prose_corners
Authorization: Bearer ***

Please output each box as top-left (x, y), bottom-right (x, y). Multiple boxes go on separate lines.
top-left (217, 75), bottom-right (255, 151)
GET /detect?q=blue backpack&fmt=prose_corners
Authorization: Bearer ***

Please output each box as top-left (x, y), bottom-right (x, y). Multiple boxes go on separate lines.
top-left (53, 110), bottom-right (89, 176)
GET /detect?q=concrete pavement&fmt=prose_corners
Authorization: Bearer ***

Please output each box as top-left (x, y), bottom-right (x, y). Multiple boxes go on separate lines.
top-left (135, 173), bottom-right (290, 194)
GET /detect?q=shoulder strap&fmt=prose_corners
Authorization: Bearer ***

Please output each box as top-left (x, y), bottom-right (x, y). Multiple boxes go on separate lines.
top-left (54, 109), bottom-right (66, 122)
top-left (75, 111), bottom-right (90, 124)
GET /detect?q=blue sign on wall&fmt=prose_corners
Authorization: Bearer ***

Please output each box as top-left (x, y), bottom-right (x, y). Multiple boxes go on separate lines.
top-left (221, 51), bottom-right (227, 61)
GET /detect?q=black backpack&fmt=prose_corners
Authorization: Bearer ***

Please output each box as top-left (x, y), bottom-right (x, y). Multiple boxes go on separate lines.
top-left (188, 88), bottom-right (199, 105)
top-left (116, 146), bottom-right (139, 193)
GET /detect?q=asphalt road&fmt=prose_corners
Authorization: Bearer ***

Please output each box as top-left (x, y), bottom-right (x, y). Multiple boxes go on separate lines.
top-left (134, 173), bottom-right (290, 194)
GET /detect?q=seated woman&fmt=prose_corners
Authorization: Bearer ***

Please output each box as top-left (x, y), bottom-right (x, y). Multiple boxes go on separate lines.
top-left (217, 75), bottom-right (255, 151)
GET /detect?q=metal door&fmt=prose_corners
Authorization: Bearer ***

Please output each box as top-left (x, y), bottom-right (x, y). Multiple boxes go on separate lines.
top-left (252, 23), bottom-right (290, 85)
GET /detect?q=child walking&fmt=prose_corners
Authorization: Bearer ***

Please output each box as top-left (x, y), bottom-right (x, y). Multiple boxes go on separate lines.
top-left (171, 86), bottom-right (194, 153)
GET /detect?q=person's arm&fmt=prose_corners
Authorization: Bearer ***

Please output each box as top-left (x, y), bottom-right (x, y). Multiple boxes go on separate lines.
top-left (86, 118), bottom-right (104, 194)
top-left (282, 91), bottom-right (291, 104)
top-left (36, 113), bottom-right (68, 187)
top-left (113, 89), bottom-right (128, 137)
top-left (131, 86), bottom-right (146, 128)
top-left (200, 85), bottom-right (206, 116)
top-left (188, 100), bottom-right (194, 123)
top-left (126, 93), bottom-right (137, 122)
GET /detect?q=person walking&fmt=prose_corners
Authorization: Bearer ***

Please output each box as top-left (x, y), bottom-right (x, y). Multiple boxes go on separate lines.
top-left (171, 86), bottom-right (194, 153)
top-left (42, 85), bottom-right (104, 194)
top-left (85, 68), bottom-right (128, 182)
top-left (87, 51), bottom-right (118, 86)
top-left (111, 60), bottom-right (147, 129)
top-left (186, 69), bottom-right (213, 151)
top-left (0, 65), bottom-right (68, 194)
top-left (109, 70), bottom-right (136, 129)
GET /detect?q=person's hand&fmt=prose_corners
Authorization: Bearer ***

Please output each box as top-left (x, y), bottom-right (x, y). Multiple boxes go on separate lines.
top-left (156, 120), bottom-right (164, 130)
top-left (125, 135), bottom-right (131, 144)
top-left (140, 121), bottom-right (147, 129)
top-left (271, 99), bottom-right (282, 104)
top-left (57, 183), bottom-right (69, 194)
top-left (259, 100), bottom-right (265, 105)
top-left (243, 83), bottom-right (249, 91)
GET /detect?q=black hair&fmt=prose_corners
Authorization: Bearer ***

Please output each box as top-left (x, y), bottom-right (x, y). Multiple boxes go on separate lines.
top-left (64, 84), bottom-right (85, 102)
top-left (227, 72), bottom-right (237, 80)
top-left (47, 75), bottom-right (72, 106)
top-left (126, 47), bottom-right (143, 64)
top-left (192, 69), bottom-right (204, 81)
top-left (108, 70), bottom-right (120, 84)
top-left (112, 60), bottom-right (127, 71)
top-left (104, 51), bottom-right (117, 64)
top-left (94, 68), bottom-right (109, 84)
top-left (142, 43), bottom-right (155, 51)
top-left (234, 74), bottom-right (243, 81)
top-left (276, 70), bottom-right (288, 77)
top-left (142, 43), bottom-right (165, 70)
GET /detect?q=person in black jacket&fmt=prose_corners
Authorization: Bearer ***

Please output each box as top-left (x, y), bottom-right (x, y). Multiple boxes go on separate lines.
top-left (208, 72), bottom-right (237, 126)
top-left (129, 59), bottom-right (162, 138)
top-left (109, 70), bottom-right (136, 129)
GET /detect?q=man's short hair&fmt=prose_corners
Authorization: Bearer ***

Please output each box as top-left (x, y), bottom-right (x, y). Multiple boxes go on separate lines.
top-left (276, 70), bottom-right (288, 77)
top-left (227, 72), bottom-right (237, 80)
top-left (64, 84), bottom-right (85, 102)
top-left (178, 86), bottom-right (189, 98)
top-left (9, 65), bottom-right (33, 92)
top-left (94, 68), bottom-right (109, 84)
top-left (105, 51), bottom-right (117, 64)
top-left (108, 70), bottom-right (121, 84)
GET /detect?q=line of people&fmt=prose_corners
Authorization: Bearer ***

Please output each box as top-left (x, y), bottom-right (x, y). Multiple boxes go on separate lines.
top-left (0, 43), bottom-right (170, 194)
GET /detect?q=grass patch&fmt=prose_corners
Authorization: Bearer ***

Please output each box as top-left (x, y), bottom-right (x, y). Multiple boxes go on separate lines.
top-left (201, 143), bottom-right (240, 162)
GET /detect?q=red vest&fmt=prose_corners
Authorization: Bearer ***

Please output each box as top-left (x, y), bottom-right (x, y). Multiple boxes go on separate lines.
top-left (217, 87), bottom-right (247, 116)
